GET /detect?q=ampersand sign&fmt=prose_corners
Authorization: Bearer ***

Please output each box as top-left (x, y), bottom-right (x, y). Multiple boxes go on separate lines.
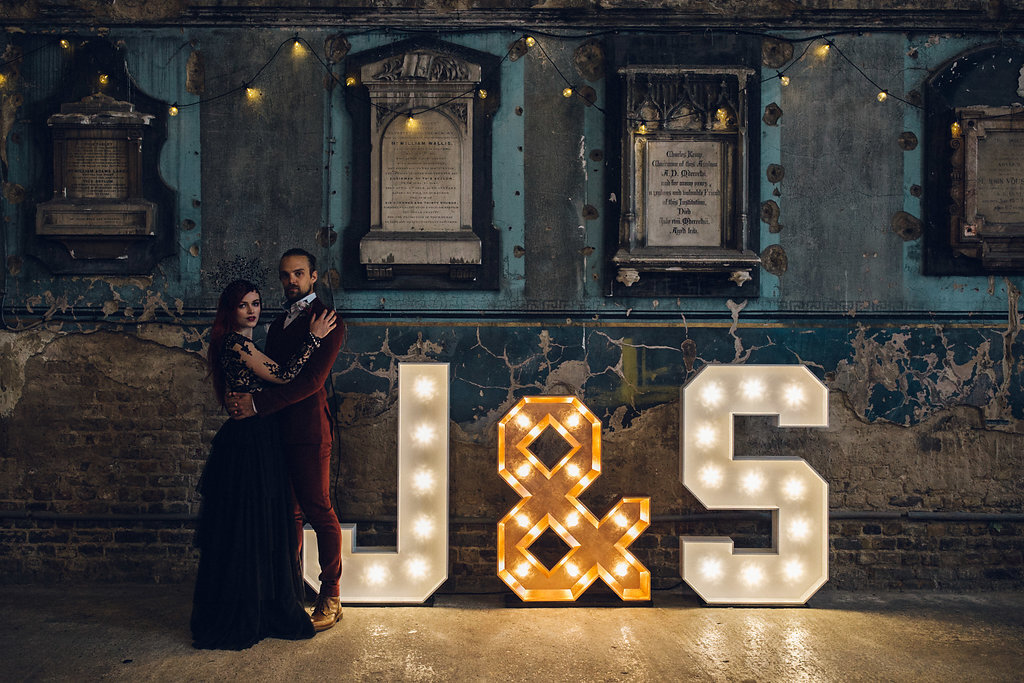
top-left (498, 396), bottom-right (651, 601)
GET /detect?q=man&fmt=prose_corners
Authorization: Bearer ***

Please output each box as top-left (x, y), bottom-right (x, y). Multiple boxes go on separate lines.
top-left (227, 248), bottom-right (345, 632)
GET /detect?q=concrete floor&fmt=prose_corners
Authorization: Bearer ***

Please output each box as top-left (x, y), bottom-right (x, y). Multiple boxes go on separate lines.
top-left (1, 585), bottom-right (1023, 681)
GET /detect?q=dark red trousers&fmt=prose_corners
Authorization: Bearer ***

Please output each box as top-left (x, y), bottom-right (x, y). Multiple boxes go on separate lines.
top-left (287, 441), bottom-right (342, 597)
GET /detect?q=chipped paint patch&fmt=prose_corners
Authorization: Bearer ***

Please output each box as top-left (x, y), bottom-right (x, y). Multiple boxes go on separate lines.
top-left (0, 330), bottom-right (57, 417)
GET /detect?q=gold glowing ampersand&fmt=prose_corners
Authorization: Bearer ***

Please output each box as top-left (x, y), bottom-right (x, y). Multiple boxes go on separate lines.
top-left (498, 396), bottom-right (651, 601)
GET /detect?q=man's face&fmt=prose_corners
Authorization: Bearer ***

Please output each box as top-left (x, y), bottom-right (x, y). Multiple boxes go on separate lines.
top-left (279, 254), bottom-right (318, 302)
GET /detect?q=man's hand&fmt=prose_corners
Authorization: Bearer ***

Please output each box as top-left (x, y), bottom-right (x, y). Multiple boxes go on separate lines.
top-left (226, 392), bottom-right (256, 420)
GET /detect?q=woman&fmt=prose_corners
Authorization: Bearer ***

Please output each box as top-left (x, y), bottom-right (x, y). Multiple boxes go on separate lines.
top-left (191, 279), bottom-right (337, 650)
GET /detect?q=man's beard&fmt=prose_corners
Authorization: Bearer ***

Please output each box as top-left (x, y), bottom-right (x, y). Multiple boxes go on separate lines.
top-left (285, 284), bottom-right (313, 303)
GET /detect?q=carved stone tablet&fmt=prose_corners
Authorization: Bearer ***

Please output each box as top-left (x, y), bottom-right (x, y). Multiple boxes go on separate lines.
top-left (64, 138), bottom-right (129, 200)
top-left (381, 110), bottom-right (461, 232)
top-left (358, 47), bottom-right (483, 275)
top-left (644, 139), bottom-right (724, 247)
top-left (975, 129), bottom-right (1024, 226)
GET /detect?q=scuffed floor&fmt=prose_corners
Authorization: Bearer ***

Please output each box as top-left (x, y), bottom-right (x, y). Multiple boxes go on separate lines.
top-left (1, 584), bottom-right (1022, 681)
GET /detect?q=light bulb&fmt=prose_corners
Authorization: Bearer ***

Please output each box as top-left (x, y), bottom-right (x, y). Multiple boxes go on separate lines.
top-left (515, 463), bottom-right (531, 478)
top-left (345, 75), bottom-right (357, 87)
top-left (60, 39), bottom-right (71, 49)
top-left (245, 87), bottom-right (259, 101)
top-left (783, 559), bottom-right (804, 581)
top-left (815, 43), bottom-right (830, 58)
top-left (412, 468), bottom-right (435, 493)
top-left (700, 557), bottom-right (723, 580)
top-left (477, 89), bottom-right (487, 99)
top-left (614, 513), bottom-right (628, 528)
top-left (876, 91), bottom-right (888, 102)
top-left (413, 516), bottom-right (433, 539)
top-left (700, 382), bottom-right (724, 407)
top-left (565, 413), bottom-right (580, 428)
top-left (562, 87), bottom-right (573, 98)
top-left (783, 477), bottom-right (805, 501)
top-left (741, 470), bottom-right (765, 495)
top-left (637, 123), bottom-right (648, 134)
top-left (741, 564), bottom-right (765, 587)
top-left (168, 106), bottom-right (179, 117)
top-left (525, 36), bottom-right (536, 47)
top-left (788, 517), bottom-right (811, 541)
top-left (367, 564), bottom-right (389, 585)
top-left (784, 384), bottom-right (805, 407)
top-left (565, 562), bottom-right (580, 577)
top-left (566, 510), bottom-right (580, 528)
top-left (565, 463), bottom-right (580, 478)
top-left (515, 413), bottom-right (531, 428)
top-left (413, 376), bottom-right (436, 401)
top-left (516, 562), bottom-right (531, 577)
top-left (98, 74), bottom-right (109, 86)
top-left (516, 513), bottom-right (530, 528)
top-left (780, 75), bottom-right (790, 86)
top-left (614, 562), bottom-right (629, 577)
top-left (413, 423), bottom-right (436, 445)
top-left (406, 558), bottom-right (428, 578)
top-left (741, 378), bottom-right (765, 400)
top-left (950, 121), bottom-right (962, 138)
top-left (695, 425), bottom-right (716, 448)
top-left (699, 464), bottom-right (723, 489)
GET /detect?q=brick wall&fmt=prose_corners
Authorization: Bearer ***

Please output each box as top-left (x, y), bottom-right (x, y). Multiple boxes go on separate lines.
top-left (2, 331), bottom-right (1022, 592)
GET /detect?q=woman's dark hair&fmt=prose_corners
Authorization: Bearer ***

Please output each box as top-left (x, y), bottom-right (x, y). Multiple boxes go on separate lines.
top-left (207, 279), bottom-right (259, 405)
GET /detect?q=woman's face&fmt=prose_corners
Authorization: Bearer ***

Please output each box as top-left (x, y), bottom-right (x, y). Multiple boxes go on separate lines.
top-left (233, 290), bottom-right (261, 331)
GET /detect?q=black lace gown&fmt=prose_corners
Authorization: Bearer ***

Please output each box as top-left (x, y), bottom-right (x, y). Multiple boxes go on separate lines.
top-left (191, 331), bottom-right (319, 650)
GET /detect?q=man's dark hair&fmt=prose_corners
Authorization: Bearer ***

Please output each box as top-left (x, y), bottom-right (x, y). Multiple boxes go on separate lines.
top-left (281, 247), bottom-right (317, 273)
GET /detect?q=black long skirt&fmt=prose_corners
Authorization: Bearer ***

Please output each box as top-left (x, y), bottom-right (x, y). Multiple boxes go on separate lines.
top-left (190, 416), bottom-right (315, 650)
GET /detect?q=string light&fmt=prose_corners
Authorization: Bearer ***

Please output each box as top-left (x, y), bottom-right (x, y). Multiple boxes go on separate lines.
top-left (98, 73), bottom-right (109, 86)
top-left (477, 89), bottom-right (487, 99)
top-left (524, 36), bottom-right (536, 47)
top-left (779, 75), bottom-right (790, 86)
top-left (59, 39), bottom-right (71, 50)
top-left (292, 38), bottom-right (305, 56)
top-left (814, 43), bottom-right (831, 58)
top-left (345, 75), bottom-right (357, 87)
top-left (637, 122), bottom-right (648, 135)
top-left (876, 90), bottom-right (888, 102)
top-left (168, 105), bottom-right (179, 117)
top-left (562, 87), bottom-right (573, 98)
top-left (245, 86), bottom-right (260, 101)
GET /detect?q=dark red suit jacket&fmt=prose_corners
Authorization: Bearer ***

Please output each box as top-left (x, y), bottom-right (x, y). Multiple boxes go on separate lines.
top-left (253, 297), bottom-right (344, 444)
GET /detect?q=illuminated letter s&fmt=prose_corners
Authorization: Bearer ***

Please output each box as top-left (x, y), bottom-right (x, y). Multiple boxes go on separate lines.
top-left (680, 365), bottom-right (829, 605)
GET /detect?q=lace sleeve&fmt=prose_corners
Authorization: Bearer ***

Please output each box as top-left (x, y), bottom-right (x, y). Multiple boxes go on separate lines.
top-left (271, 333), bottom-right (322, 382)
top-left (228, 333), bottom-right (322, 385)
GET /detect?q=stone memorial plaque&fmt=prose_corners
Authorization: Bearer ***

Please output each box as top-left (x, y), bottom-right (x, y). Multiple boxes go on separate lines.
top-left (644, 139), bottom-right (724, 247)
top-left (64, 138), bottom-right (129, 200)
top-left (354, 41), bottom-right (498, 282)
top-left (975, 130), bottom-right (1024, 225)
top-left (381, 111), bottom-right (461, 232)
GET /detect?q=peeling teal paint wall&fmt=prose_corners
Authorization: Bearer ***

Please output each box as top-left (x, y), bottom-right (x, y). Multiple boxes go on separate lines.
top-left (3, 27), bottom-right (1023, 430)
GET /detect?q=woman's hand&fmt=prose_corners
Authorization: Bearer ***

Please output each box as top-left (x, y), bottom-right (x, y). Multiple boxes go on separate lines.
top-left (309, 309), bottom-right (338, 339)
